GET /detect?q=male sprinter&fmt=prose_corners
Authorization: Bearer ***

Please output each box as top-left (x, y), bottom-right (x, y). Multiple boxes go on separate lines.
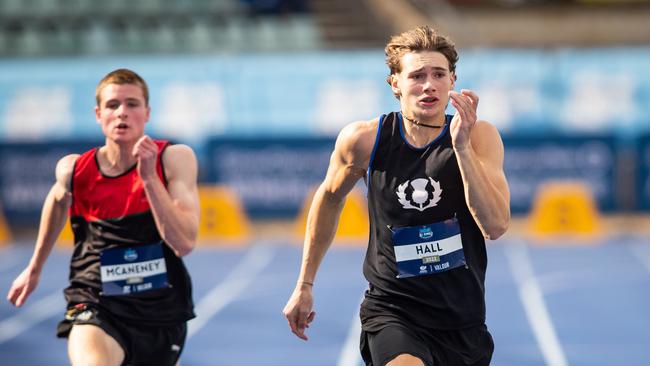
top-left (8, 69), bottom-right (199, 366)
top-left (283, 26), bottom-right (510, 366)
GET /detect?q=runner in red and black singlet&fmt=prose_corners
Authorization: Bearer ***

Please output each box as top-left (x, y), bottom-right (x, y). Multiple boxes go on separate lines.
top-left (8, 69), bottom-right (200, 366)
top-left (64, 139), bottom-right (194, 325)
top-left (284, 26), bottom-right (510, 366)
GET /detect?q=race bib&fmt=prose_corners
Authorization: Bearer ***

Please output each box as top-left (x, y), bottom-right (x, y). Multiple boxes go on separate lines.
top-left (99, 242), bottom-right (169, 296)
top-left (391, 217), bottom-right (466, 278)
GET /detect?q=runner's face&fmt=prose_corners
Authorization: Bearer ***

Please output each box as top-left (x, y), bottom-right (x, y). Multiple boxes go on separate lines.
top-left (95, 84), bottom-right (150, 143)
top-left (391, 51), bottom-right (455, 123)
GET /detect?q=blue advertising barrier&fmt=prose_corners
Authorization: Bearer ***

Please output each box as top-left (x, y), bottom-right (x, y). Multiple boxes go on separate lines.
top-left (205, 134), bottom-right (619, 218)
top-left (0, 141), bottom-right (101, 226)
top-left (205, 137), bottom-right (335, 218)
top-left (504, 135), bottom-right (618, 214)
top-left (0, 48), bottom-right (649, 142)
top-left (0, 134), bottom-right (626, 226)
top-left (638, 134), bottom-right (650, 211)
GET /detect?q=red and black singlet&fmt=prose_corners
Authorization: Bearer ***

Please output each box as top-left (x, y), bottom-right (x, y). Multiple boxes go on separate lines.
top-left (65, 140), bottom-right (194, 325)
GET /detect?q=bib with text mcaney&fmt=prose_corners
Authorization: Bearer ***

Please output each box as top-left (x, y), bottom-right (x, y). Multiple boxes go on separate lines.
top-left (391, 217), bottom-right (466, 278)
top-left (99, 242), bottom-right (169, 296)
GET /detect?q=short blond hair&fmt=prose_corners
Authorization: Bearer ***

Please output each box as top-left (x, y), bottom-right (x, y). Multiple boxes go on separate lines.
top-left (95, 68), bottom-right (149, 107)
top-left (385, 25), bottom-right (459, 78)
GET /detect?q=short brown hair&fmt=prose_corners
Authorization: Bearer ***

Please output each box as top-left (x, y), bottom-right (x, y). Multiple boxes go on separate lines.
top-left (385, 25), bottom-right (459, 78)
top-left (95, 68), bottom-right (149, 107)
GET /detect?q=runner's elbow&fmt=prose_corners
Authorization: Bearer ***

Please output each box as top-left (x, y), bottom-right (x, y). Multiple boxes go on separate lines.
top-left (169, 239), bottom-right (195, 257)
top-left (484, 218), bottom-right (509, 240)
top-left (173, 247), bottom-right (192, 257)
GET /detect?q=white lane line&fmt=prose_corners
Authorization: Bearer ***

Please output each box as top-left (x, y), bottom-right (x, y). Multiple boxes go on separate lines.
top-left (0, 292), bottom-right (63, 344)
top-left (336, 294), bottom-right (364, 366)
top-left (504, 241), bottom-right (568, 366)
top-left (187, 245), bottom-right (274, 338)
top-left (630, 244), bottom-right (650, 274)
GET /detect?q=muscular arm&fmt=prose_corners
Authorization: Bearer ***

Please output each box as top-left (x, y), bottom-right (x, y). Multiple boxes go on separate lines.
top-left (136, 139), bottom-right (199, 257)
top-left (7, 154), bottom-right (76, 306)
top-left (454, 121), bottom-right (510, 240)
top-left (450, 89), bottom-right (510, 240)
top-left (283, 119), bottom-right (377, 340)
top-left (297, 122), bottom-right (374, 286)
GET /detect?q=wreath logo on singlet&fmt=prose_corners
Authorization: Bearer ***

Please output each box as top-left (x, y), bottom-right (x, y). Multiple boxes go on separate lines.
top-left (396, 177), bottom-right (442, 211)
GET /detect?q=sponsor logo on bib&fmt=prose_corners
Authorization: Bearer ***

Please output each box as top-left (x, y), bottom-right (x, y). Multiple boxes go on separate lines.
top-left (419, 227), bottom-right (433, 239)
top-left (124, 249), bottom-right (138, 262)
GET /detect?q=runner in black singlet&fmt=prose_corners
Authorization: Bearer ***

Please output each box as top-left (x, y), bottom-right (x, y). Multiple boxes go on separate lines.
top-left (283, 26), bottom-right (510, 366)
top-left (7, 69), bottom-right (200, 366)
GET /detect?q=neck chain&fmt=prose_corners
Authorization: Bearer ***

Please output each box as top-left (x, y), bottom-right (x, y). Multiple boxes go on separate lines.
top-left (402, 113), bottom-right (443, 129)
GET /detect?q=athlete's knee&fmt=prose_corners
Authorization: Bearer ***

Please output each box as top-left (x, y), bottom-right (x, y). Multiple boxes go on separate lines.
top-left (386, 353), bottom-right (427, 366)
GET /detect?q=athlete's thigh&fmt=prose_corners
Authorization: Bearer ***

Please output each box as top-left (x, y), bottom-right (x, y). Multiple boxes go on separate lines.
top-left (387, 353), bottom-right (427, 366)
top-left (68, 324), bottom-right (125, 366)
top-left (364, 325), bottom-right (433, 366)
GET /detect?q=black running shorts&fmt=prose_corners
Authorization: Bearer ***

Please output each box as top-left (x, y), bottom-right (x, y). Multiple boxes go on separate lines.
top-left (57, 303), bottom-right (187, 366)
top-left (360, 322), bottom-right (494, 366)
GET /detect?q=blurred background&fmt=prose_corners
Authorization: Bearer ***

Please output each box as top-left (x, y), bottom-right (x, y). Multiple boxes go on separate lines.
top-left (1, 0), bottom-right (650, 365)
top-left (0, 0), bottom-right (648, 237)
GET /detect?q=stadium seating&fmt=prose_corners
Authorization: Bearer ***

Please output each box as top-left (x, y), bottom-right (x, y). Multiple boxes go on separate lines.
top-left (0, 0), bottom-right (320, 56)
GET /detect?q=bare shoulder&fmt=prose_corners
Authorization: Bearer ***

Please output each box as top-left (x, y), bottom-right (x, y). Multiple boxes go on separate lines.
top-left (55, 154), bottom-right (80, 189)
top-left (470, 120), bottom-right (504, 154)
top-left (56, 154), bottom-right (79, 172)
top-left (162, 144), bottom-right (198, 168)
top-left (163, 144), bottom-right (196, 160)
top-left (336, 118), bottom-right (380, 163)
top-left (162, 144), bottom-right (198, 180)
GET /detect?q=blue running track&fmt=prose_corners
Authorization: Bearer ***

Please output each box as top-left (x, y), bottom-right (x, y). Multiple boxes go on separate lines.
top-left (1, 236), bottom-right (649, 366)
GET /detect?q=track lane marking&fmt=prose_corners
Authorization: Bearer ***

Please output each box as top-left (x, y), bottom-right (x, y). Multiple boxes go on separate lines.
top-left (504, 241), bottom-right (568, 366)
top-left (188, 245), bottom-right (275, 338)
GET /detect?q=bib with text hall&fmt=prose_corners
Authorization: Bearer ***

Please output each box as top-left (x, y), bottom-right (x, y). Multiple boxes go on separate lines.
top-left (391, 217), bottom-right (466, 279)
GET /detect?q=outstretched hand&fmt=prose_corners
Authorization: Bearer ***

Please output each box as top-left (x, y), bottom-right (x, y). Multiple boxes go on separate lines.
top-left (283, 285), bottom-right (316, 341)
top-left (449, 89), bottom-right (479, 151)
top-left (132, 135), bottom-right (158, 181)
top-left (7, 266), bottom-right (40, 307)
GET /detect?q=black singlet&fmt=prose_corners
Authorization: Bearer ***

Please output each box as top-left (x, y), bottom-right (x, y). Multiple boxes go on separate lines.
top-left (361, 112), bottom-right (487, 331)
